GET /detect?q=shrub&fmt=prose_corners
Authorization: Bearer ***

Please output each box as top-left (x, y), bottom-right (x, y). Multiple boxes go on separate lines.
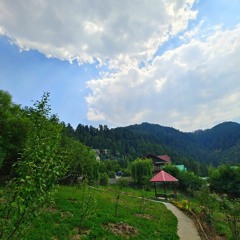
top-left (178, 171), bottom-right (203, 192)
top-left (99, 173), bottom-right (109, 186)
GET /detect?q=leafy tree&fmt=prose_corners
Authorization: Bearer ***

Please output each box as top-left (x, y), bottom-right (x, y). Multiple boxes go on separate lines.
top-left (61, 136), bottom-right (99, 184)
top-left (98, 159), bottom-right (121, 178)
top-left (77, 182), bottom-right (96, 234)
top-left (178, 171), bottom-right (203, 192)
top-left (162, 164), bottom-right (181, 179)
top-left (0, 90), bottom-right (30, 180)
top-left (163, 164), bottom-right (203, 192)
top-left (131, 158), bottom-right (152, 185)
top-left (0, 93), bottom-right (67, 239)
top-left (209, 165), bottom-right (240, 197)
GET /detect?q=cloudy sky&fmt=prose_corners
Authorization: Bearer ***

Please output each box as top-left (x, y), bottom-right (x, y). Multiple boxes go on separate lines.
top-left (0, 0), bottom-right (240, 132)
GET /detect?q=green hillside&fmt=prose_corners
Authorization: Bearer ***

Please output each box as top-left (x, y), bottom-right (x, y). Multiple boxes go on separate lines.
top-left (73, 121), bottom-right (240, 166)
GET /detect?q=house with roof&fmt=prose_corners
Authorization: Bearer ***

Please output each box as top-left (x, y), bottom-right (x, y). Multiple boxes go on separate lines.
top-left (144, 153), bottom-right (171, 173)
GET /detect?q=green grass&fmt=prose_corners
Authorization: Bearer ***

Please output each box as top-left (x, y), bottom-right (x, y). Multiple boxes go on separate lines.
top-left (97, 183), bottom-right (178, 198)
top-left (17, 185), bottom-right (178, 240)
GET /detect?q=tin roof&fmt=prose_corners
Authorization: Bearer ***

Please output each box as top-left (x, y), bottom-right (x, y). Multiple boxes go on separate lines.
top-left (150, 170), bottom-right (178, 182)
top-left (157, 155), bottom-right (171, 162)
top-left (145, 154), bottom-right (171, 163)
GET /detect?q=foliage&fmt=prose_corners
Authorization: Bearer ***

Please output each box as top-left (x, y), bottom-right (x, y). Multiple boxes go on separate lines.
top-left (209, 165), bottom-right (240, 197)
top-left (131, 158), bottom-right (152, 185)
top-left (77, 182), bottom-right (96, 234)
top-left (72, 121), bottom-right (240, 168)
top-left (194, 186), bottom-right (219, 224)
top-left (99, 172), bottom-right (109, 186)
top-left (0, 93), bottom-right (67, 239)
top-left (163, 164), bottom-right (181, 178)
top-left (0, 90), bottom-right (30, 180)
top-left (61, 136), bottom-right (99, 184)
top-left (163, 164), bottom-right (204, 192)
top-left (178, 171), bottom-right (204, 192)
top-left (218, 196), bottom-right (240, 240)
top-left (170, 199), bottom-right (192, 211)
top-left (172, 187), bottom-right (240, 239)
top-left (98, 159), bottom-right (121, 178)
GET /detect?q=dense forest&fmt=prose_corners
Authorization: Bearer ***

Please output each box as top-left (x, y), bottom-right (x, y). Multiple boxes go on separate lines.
top-left (69, 121), bottom-right (240, 167)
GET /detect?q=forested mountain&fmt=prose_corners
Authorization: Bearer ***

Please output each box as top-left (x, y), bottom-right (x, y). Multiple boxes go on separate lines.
top-left (72, 121), bottom-right (240, 166)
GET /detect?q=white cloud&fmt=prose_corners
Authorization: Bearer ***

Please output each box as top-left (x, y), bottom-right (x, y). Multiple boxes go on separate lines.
top-left (86, 24), bottom-right (240, 131)
top-left (0, 0), bottom-right (197, 66)
top-left (1, 0), bottom-right (239, 131)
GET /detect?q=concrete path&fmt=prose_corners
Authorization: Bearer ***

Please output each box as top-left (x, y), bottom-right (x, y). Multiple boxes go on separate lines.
top-left (163, 202), bottom-right (201, 240)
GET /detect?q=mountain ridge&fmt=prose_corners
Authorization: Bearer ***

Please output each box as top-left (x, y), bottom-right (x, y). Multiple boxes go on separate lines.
top-left (74, 121), bottom-right (240, 166)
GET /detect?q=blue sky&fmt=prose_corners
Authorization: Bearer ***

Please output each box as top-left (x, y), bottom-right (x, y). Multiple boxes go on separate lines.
top-left (0, 0), bottom-right (240, 131)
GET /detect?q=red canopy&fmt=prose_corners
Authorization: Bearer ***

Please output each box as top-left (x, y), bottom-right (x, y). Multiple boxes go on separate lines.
top-left (150, 170), bottom-right (178, 182)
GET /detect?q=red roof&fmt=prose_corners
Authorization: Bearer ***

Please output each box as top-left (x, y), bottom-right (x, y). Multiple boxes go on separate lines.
top-left (150, 170), bottom-right (178, 182)
top-left (157, 155), bottom-right (171, 162)
top-left (144, 154), bottom-right (171, 163)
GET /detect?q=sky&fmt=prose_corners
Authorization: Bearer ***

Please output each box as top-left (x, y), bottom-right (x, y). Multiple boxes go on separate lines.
top-left (0, 0), bottom-right (240, 132)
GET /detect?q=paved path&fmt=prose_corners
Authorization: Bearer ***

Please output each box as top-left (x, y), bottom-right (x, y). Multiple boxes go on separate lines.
top-left (163, 202), bottom-right (201, 240)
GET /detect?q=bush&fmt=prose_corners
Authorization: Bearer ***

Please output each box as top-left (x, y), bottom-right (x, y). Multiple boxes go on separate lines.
top-left (99, 173), bottom-right (109, 186)
top-left (209, 165), bottom-right (240, 197)
top-left (178, 171), bottom-right (204, 192)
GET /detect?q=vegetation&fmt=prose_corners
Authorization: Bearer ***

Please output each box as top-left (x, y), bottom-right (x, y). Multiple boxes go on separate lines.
top-left (171, 185), bottom-right (240, 240)
top-left (0, 90), bottom-right (29, 180)
top-left (163, 164), bottom-right (204, 192)
top-left (0, 91), bottom-right (99, 239)
top-left (219, 196), bottom-right (240, 240)
top-left (71, 121), bottom-right (240, 168)
top-left (99, 172), bottom-right (109, 186)
top-left (13, 185), bottom-right (178, 240)
top-left (131, 158), bottom-right (152, 185)
top-left (1, 88), bottom-right (240, 239)
top-left (209, 164), bottom-right (240, 197)
top-left (0, 93), bottom-right (67, 239)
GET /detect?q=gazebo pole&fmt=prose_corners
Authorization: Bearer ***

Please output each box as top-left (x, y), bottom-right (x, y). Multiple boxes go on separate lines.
top-left (174, 183), bottom-right (177, 199)
top-left (163, 182), bottom-right (167, 199)
top-left (154, 182), bottom-right (157, 199)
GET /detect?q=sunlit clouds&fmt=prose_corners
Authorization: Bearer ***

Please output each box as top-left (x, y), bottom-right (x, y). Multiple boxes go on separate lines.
top-left (0, 0), bottom-right (239, 131)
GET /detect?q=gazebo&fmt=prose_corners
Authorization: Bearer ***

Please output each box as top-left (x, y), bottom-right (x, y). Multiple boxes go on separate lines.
top-left (150, 170), bottom-right (178, 199)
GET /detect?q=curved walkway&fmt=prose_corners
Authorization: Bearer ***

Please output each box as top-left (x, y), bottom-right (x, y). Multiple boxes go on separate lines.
top-left (163, 202), bottom-right (201, 240)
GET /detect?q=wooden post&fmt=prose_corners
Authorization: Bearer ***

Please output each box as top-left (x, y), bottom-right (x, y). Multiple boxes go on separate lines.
top-left (164, 183), bottom-right (167, 199)
top-left (174, 183), bottom-right (178, 199)
top-left (154, 182), bottom-right (157, 199)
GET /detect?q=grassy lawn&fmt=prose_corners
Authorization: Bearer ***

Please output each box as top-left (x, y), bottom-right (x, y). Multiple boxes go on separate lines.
top-left (17, 185), bottom-right (179, 240)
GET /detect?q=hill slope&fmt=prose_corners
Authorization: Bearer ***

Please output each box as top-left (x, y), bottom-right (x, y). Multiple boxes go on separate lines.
top-left (73, 121), bottom-right (240, 166)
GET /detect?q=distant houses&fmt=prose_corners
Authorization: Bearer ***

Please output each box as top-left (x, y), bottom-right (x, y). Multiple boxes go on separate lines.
top-left (144, 154), bottom-right (171, 173)
top-left (144, 153), bottom-right (187, 173)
